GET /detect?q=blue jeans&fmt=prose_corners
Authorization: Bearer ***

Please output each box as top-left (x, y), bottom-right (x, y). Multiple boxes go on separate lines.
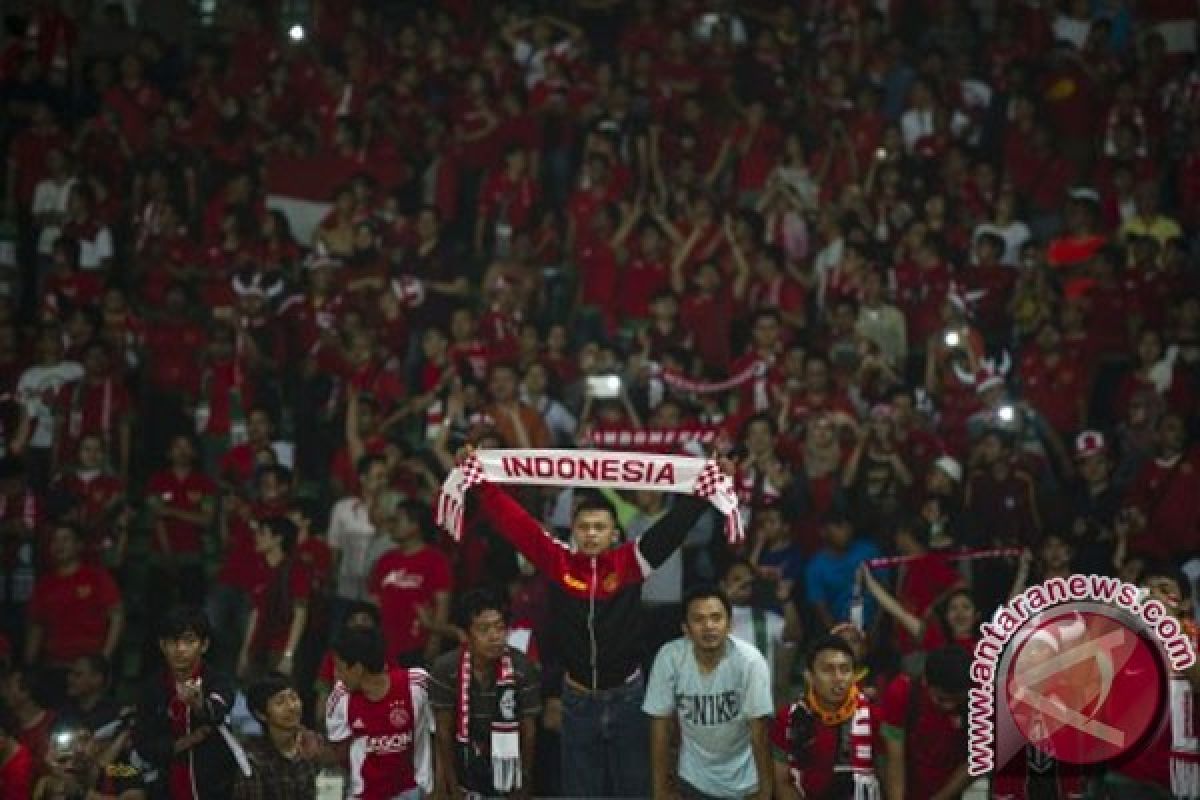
top-left (561, 675), bottom-right (650, 798)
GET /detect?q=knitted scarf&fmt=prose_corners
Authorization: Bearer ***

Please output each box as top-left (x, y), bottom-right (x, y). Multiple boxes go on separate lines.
top-left (791, 688), bottom-right (880, 800)
top-left (436, 449), bottom-right (743, 544)
top-left (457, 646), bottom-right (521, 793)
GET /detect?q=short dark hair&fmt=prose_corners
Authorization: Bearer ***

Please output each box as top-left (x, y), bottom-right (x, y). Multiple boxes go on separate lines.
top-left (343, 601), bottom-right (381, 628)
top-left (333, 628), bottom-right (387, 673)
top-left (683, 585), bottom-right (732, 618)
top-left (925, 645), bottom-right (971, 694)
top-left (572, 491), bottom-right (617, 523)
top-left (356, 454), bottom-right (386, 478)
top-left (1143, 561), bottom-right (1192, 601)
top-left (247, 673), bottom-right (293, 720)
top-left (159, 605), bottom-right (212, 642)
top-left (260, 516), bottom-right (298, 554)
top-left (455, 587), bottom-right (510, 630)
top-left (805, 633), bottom-right (857, 670)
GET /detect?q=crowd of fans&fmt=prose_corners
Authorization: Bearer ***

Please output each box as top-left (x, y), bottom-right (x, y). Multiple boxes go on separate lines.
top-left (1, 0), bottom-right (1200, 797)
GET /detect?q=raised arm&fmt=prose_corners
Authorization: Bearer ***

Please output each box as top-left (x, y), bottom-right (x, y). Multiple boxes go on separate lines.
top-left (858, 563), bottom-right (922, 640)
top-left (634, 493), bottom-right (710, 571)
top-left (472, 482), bottom-right (567, 578)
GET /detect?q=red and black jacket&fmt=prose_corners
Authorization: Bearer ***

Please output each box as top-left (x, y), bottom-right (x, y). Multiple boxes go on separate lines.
top-left (471, 483), bottom-right (708, 690)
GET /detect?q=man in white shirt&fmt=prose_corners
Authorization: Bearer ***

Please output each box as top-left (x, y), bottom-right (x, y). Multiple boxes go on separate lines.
top-left (327, 455), bottom-right (388, 630)
top-left (31, 146), bottom-right (75, 259)
top-left (644, 587), bottom-right (774, 800)
top-left (13, 329), bottom-right (82, 487)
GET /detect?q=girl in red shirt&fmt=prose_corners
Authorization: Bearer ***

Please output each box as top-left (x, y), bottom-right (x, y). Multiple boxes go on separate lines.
top-left (238, 516), bottom-right (310, 680)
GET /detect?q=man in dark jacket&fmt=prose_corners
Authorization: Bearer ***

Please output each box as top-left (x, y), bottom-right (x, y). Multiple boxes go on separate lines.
top-left (134, 605), bottom-right (243, 800)
top-left (464, 447), bottom-right (729, 797)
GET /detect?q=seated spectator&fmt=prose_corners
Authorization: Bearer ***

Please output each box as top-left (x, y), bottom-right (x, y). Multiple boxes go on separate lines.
top-left (0, 666), bottom-right (55, 779)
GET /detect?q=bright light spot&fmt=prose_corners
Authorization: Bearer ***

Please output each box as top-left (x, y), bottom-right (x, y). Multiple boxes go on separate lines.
top-left (997, 405), bottom-right (1015, 423)
top-left (288, 24), bottom-right (305, 42)
top-left (944, 330), bottom-right (961, 347)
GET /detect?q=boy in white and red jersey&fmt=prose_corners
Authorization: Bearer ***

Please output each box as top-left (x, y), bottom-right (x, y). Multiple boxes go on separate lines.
top-left (326, 627), bottom-right (434, 800)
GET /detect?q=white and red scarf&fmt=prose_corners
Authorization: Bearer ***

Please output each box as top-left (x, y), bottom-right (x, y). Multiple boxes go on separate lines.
top-left (789, 689), bottom-right (879, 800)
top-left (580, 425), bottom-right (722, 453)
top-left (650, 359), bottom-right (766, 395)
top-left (458, 646), bottom-right (522, 793)
top-left (436, 449), bottom-right (743, 544)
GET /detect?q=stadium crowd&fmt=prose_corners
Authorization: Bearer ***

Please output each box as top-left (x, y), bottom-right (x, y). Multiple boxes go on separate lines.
top-left (2, 0), bottom-right (1200, 797)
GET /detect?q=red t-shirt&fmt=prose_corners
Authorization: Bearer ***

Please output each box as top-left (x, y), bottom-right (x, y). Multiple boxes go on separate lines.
top-left (1125, 455), bottom-right (1200, 559)
top-left (368, 546), bottom-right (452, 660)
top-left (327, 667), bottom-right (430, 798)
top-left (143, 319), bottom-right (207, 395)
top-left (56, 378), bottom-right (132, 456)
top-left (1019, 352), bottom-right (1089, 435)
top-left (0, 741), bottom-right (33, 800)
top-left (54, 472), bottom-right (124, 560)
top-left (880, 674), bottom-right (967, 797)
top-left (895, 555), bottom-right (966, 656)
top-left (28, 564), bottom-right (120, 664)
top-left (145, 469), bottom-right (217, 555)
top-left (770, 696), bottom-right (880, 798)
top-left (250, 559), bottom-right (312, 656)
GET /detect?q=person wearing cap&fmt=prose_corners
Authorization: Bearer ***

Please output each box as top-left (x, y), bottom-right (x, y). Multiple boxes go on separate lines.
top-left (366, 494), bottom-right (452, 667)
top-left (1045, 188), bottom-right (1106, 271)
top-left (1065, 430), bottom-right (1122, 575)
top-left (880, 646), bottom-right (973, 800)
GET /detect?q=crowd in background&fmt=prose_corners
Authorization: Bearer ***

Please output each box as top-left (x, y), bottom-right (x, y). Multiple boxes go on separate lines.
top-left (2, 0), bottom-right (1200, 797)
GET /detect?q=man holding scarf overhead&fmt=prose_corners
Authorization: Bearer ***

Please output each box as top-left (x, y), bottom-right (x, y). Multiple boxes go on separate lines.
top-left (429, 588), bottom-right (541, 799)
top-left (438, 445), bottom-right (737, 798)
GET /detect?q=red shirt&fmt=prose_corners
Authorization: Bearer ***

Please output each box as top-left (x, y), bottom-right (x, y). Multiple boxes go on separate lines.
top-left (145, 469), bottom-right (217, 555)
top-left (895, 554), bottom-right (966, 656)
top-left (477, 170), bottom-right (539, 232)
top-left (575, 234), bottom-right (620, 311)
top-left (368, 545), bottom-right (453, 660)
top-left (28, 564), bottom-right (120, 664)
top-left (327, 667), bottom-right (430, 798)
top-left (0, 741), bottom-right (33, 800)
top-left (143, 319), bottom-right (206, 395)
top-left (770, 696), bottom-right (880, 798)
top-left (680, 292), bottom-right (735, 371)
top-left (54, 472), bottom-right (124, 560)
top-left (1019, 351), bottom-right (1089, 435)
top-left (56, 378), bottom-right (132, 455)
top-left (218, 442), bottom-right (269, 489)
top-left (619, 255), bottom-right (670, 320)
top-left (216, 499), bottom-right (286, 592)
top-left (880, 673), bottom-right (967, 797)
top-left (249, 559), bottom-right (312, 656)
top-left (1125, 454), bottom-right (1200, 559)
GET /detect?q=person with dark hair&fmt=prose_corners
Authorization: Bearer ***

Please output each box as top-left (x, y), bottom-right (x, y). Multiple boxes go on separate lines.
top-left (231, 674), bottom-right (329, 800)
top-left (59, 654), bottom-right (120, 734)
top-left (313, 602), bottom-right (379, 734)
top-left (237, 516), bottom-right (310, 680)
top-left (643, 585), bottom-right (774, 800)
top-left (880, 645), bottom-right (971, 800)
top-left (326, 627), bottom-right (434, 799)
top-left (134, 606), bottom-right (242, 800)
top-left (771, 633), bottom-right (881, 800)
top-left (24, 521), bottom-right (123, 707)
top-left (463, 444), bottom-right (728, 797)
top-left (0, 702), bottom-right (34, 800)
top-left (366, 494), bottom-right (452, 667)
top-left (428, 588), bottom-right (541, 798)
top-left (0, 665), bottom-right (55, 778)
top-left (33, 715), bottom-right (146, 799)
top-left (805, 513), bottom-right (881, 630)
top-left (327, 453), bottom-right (389, 628)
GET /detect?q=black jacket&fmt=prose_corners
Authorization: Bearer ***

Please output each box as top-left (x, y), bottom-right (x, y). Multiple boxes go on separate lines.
top-left (472, 483), bottom-right (709, 690)
top-left (134, 664), bottom-right (239, 800)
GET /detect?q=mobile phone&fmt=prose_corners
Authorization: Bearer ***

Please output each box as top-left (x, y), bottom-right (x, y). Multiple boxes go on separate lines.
top-left (586, 374), bottom-right (622, 399)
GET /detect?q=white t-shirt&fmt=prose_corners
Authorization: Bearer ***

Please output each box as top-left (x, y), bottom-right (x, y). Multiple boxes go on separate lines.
top-left (31, 177), bottom-right (76, 255)
top-left (77, 225), bottom-right (114, 270)
top-left (643, 636), bottom-right (774, 797)
top-left (973, 221), bottom-right (1032, 267)
top-left (328, 496), bottom-right (377, 601)
top-left (730, 605), bottom-right (787, 681)
top-left (16, 361), bottom-right (83, 448)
